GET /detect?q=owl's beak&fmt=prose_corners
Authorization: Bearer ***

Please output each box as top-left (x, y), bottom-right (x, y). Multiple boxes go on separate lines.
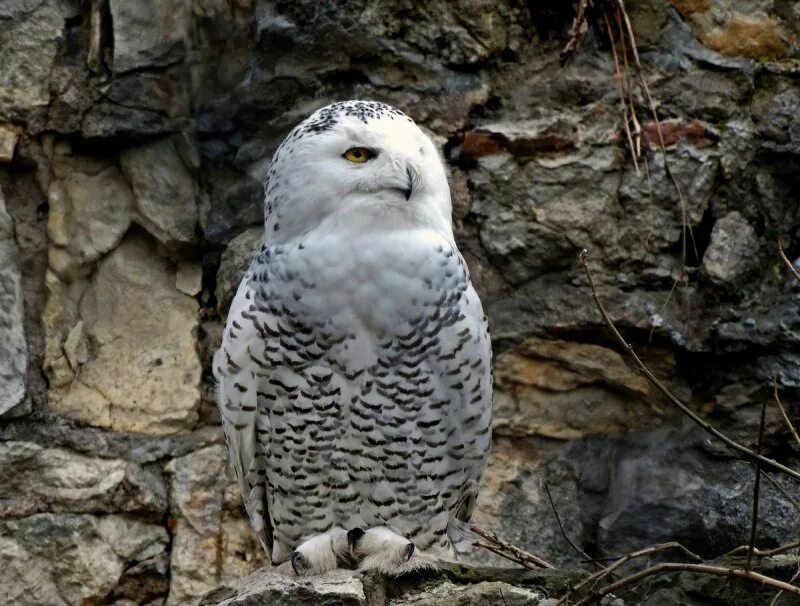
top-left (403, 166), bottom-right (413, 200)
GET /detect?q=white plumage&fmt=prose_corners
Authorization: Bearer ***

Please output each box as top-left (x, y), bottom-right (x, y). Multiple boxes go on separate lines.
top-left (214, 101), bottom-right (492, 575)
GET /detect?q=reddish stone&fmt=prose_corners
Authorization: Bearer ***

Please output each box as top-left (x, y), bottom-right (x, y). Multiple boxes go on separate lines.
top-left (461, 131), bottom-right (504, 158)
top-left (643, 119), bottom-right (715, 149)
top-left (460, 131), bottom-right (575, 160)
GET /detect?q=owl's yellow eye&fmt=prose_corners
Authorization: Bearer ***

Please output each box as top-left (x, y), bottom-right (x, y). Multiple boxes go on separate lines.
top-left (343, 147), bottom-right (372, 163)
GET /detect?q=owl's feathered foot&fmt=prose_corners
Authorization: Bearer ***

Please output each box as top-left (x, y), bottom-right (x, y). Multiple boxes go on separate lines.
top-left (289, 527), bottom-right (351, 575)
top-left (348, 526), bottom-right (437, 575)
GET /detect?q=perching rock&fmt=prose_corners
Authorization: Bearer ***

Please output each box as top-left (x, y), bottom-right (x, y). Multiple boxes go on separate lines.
top-left (199, 570), bottom-right (367, 606)
top-left (198, 563), bottom-right (581, 606)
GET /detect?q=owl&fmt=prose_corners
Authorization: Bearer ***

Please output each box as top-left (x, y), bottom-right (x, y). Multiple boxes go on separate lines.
top-left (214, 100), bottom-right (492, 575)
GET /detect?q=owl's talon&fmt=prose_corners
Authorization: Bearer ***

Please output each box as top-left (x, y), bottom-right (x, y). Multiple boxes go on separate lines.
top-left (347, 527), bottom-right (365, 549)
top-left (351, 526), bottom-right (433, 574)
top-left (290, 551), bottom-right (305, 576)
top-left (289, 528), bottom-right (349, 575)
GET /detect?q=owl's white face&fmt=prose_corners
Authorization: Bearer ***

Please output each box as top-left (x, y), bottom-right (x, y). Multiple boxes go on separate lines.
top-left (263, 101), bottom-right (453, 243)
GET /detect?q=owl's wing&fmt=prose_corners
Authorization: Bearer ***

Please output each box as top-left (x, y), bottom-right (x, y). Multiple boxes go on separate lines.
top-left (213, 272), bottom-right (274, 557)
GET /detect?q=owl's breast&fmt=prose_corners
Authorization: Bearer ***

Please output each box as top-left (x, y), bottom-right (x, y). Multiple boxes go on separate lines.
top-left (259, 229), bottom-right (468, 336)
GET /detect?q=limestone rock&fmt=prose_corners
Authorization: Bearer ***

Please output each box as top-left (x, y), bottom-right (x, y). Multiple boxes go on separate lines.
top-left (493, 338), bottom-right (653, 439)
top-left (45, 232), bottom-right (202, 435)
top-left (672, 1), bottom-right (798, 61)
top-left (215, 226), bottom-right (262, 314)
top-left (121, 136), bottom-right (200, 247)
top-left (166, 445), bottom-right (266, 605)
top-left (701, 211), bottom-right (757, 285)
top-left (0, 513), bottom-right (167, 606)
top-left (46, 156), bottom-right (136, 272)
top-left (0, 123), bottom-right (19, 162)
top-left (0, 440), bottom-right (167, 518)
top-left (176, 262), bottom-right (203, 296)
top-left (110, 0), bottom-right (191, 73)
top-left (0, 187), bottom-right (28, 417)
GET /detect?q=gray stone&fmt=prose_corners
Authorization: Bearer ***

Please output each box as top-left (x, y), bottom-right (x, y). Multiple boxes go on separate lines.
top-left (166, 445), bottom-right (267, 605)
top-left (110, 0), bottom-right (191, 73)
top-left (199, 570), bottom-right (366, 606)
top-left (0, 513), bottom-right (168, 606)
top-left (121, 136), bottom-right (200, 247)
top-left (198, 563), bottom-right (583, 606)
top-left (392, 581), bottom-right (544, 605)
top-left (215, 226), bottom-right (262, 314)
top-left (0, 440), bottom-right (167, 518)
top-left (594, 426), bottom-right (800, 558)
top-left (0, 186), bottom-right (27, 417)
top-left (702, 211), bottom-right (757, 285)
top-left (637, 555), bottom-right (800, 606)
top-left (81, 71), bottom-right (191, 138)
top-left (0, 1), bottom-right (71, 121)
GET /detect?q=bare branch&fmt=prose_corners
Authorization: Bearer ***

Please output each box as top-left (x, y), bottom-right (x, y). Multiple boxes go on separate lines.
top-left (560, 0), bottom-right (594, 64)
top-left (778, 239), bottom-right (800, 283)
top-left (578, 249), bottom-right (800, 483)
top-left (724, 540), bottom-right (800, 559)
top-left (557, 542), bottom-right (702, 606)
top-left (773, 378), bottom-right (800, 448)
top-left (770, 562), bottom-right (800, 606)
top-left (470, 525), bottom-right (555, 570)
top-left (603, 10), bottom-right (639, 174)
top-left (544, 484), bottom-right (602, 569)
top-left (571, 562), bottom-right (800, 606)
top-left (746, 398), bottom-right (768, 570)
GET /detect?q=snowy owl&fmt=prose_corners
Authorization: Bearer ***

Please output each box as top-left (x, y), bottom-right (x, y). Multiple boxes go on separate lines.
top-left (213, 100), bottom-right (493, 576)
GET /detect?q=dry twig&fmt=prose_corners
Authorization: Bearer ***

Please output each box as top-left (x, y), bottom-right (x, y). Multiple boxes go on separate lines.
top-left (724, 540), bottom-right (800, 559)
top-left (544, 484), bottom-right (602, 569)
top-left (570, 562), bottom-right (800, 606)
top-left (773, 378), bottom-right (800, 448)
top-left (770, 562), bottom-right (800, 606)
top-left (578, 249), bottom-right (800, 483)
top-left (746, 398), bottom-right (768, 570)
top-left (778, 239), bottom-right (800, 283)
top-left (557, 542), bottom-right (702, 606)
top-left (470, 524), bottom-right (555, 570)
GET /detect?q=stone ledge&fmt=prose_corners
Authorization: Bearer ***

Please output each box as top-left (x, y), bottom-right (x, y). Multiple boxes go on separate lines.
top-left (197, 563), bottom-right (584, 606)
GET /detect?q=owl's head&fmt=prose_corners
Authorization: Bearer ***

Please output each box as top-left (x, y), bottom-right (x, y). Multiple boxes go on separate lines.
top-left (262, 101), bottom-right (453, 242)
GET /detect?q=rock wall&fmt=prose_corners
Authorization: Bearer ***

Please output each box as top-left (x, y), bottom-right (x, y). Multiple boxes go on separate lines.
top-left (1, 0), bottom-right (799, 604)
